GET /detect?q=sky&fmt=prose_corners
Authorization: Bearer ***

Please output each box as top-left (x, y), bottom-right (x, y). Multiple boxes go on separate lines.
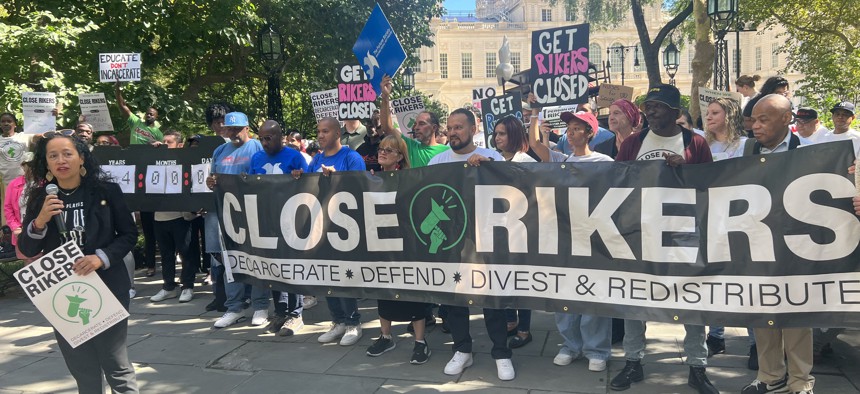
top-left (443, 0), bottom-right (476, 13)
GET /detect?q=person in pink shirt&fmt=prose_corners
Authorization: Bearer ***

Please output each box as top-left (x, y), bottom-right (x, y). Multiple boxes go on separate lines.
top-left (3, 151), bottom-right (35, 247)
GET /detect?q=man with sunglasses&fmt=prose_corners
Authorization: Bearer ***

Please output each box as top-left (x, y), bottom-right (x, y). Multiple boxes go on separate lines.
top-left (793, 108), bottom-right (826, 142)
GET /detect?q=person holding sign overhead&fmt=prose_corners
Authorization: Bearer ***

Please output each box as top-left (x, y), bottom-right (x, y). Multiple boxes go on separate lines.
top-left (18, 132), bottom-right (138, 393)
top-left (114, 81), bottom-right (163, 146)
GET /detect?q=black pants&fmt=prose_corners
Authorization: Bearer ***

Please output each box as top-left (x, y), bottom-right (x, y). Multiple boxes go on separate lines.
top-left (55, 319), bottom-right (138, 394)
top-left (139, 211), bottom-right (156, 270)
top-left (273, 291), bottom-right (303, 317)
top-left (445, 305), bottom-right (511, 359)
top-left (154, 218), bottom-right (195, 290)
top-left (188, 216), bottom-right (208, 272)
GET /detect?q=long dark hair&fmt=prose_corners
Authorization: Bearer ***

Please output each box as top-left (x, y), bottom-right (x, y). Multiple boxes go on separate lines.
top-left (26, 133), bottom-right (112, 211)
top-left (493, 115), bottom-right (529, 153)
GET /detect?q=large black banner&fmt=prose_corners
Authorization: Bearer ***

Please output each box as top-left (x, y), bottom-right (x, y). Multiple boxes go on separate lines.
top-left (215, 142), bottom-right (860, 328)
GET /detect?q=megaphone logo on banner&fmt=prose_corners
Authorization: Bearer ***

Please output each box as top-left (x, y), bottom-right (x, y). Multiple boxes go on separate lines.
top-left (409, 184), bottom-right (468, 254)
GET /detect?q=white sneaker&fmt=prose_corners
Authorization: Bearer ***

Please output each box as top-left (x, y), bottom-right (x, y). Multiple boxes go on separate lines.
top-left (251, 310), bottom-right (269, 326)
top-left (553, 348), bottom-right (579, 366)
top-left (339, 325), bottom-right (363, 346)
top-left (496, 358), bottom-right (515, 381)
top-left (129, 288), bottom-right (137, 299)
top-left (303, 295), bottom-right (318, 309)
top-left (444, 351), bottom-right (473, 375)
top-left (213, 312), bottom-right (244, 328)
top-left (318, 323), bottom-right (346, 343)
top-left (150, 289), bottom-right (178, 302)
top-left (178, 288), bottom-right (194, 303)
top-left (588, 358), bottom-right (607, 372)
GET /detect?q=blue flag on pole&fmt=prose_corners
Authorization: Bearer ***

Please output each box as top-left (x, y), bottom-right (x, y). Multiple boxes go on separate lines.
top-left (352, 3), bottom-right (407, 96)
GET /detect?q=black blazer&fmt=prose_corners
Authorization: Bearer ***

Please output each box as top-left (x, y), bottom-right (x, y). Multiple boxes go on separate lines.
top-left (18, 181), bottom-right (138, 308)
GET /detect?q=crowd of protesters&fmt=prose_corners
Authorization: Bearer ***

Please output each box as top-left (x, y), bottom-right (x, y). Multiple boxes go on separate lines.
top-left (2, 71), bottom-right (857, 394)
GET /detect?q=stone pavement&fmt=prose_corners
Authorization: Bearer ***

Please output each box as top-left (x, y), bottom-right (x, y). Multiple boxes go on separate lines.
top-left (1, 269), bottom-right (859, 394)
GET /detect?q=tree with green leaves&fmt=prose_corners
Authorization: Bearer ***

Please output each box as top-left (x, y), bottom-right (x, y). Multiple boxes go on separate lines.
top-left (0, 0), bottom-right (444, 141)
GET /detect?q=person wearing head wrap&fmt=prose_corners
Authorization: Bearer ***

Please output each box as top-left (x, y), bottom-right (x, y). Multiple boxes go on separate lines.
top-left (594, 99), bottom-right (641, 159)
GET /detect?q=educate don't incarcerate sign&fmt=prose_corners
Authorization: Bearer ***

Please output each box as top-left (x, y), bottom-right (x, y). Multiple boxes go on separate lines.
top-left (99, 53), bottom-right (142, 82)
top-left (530, 24), bottom-right (590, 106)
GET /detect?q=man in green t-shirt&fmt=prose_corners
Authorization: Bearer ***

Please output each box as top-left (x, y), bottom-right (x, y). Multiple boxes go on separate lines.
top-left (115, 81), bottom-right (164, 145)
top-left (379, 75), bottom-right (449, 168)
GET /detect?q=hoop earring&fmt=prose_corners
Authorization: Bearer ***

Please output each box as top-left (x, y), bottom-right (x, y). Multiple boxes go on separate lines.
top-left (80, 165), bottom-right (87, 177)
top-left (46, 172), bottom-right (54, 181)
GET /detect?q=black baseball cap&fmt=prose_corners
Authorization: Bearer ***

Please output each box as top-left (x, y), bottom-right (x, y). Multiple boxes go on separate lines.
top-left (831, 102), bottom-right (856, 115)
top-left (643, 84), bottom-right (681, 109)
top-left (795, 108), bottom-right (818, 120)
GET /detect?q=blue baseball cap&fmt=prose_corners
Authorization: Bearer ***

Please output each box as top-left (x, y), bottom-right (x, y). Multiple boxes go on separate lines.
top-left (224, 112), bottom-right (249, 127)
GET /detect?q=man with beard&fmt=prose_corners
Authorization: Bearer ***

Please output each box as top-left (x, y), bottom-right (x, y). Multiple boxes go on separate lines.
top-left (380, 75), bottom-right (449, 167)
top-left (115, 81), bottom-right (163, 145)
top-left (426, 109), bottom-right (513, 381)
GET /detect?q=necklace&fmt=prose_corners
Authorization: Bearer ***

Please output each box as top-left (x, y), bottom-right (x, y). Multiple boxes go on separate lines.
top-left (59, 186), bottom-right (80, 196)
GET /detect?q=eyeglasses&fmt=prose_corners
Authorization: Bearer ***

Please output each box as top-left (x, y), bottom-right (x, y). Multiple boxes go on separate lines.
top-left (378, 147), bottom-right (400, 155)
top-left (43, 130), bottom-right (75, 138)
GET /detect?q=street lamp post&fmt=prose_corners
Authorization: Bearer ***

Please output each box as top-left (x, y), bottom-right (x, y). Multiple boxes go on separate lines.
top-left (400, 67), bottom-right (415, 93)
top-left (605, 44), bottom-right (640, 86)
top-left (707, 0), bottom-right (738, 91)
top-left (663, 40), bottom-right (681, 86)
top-left (257, 23), bottom-right (286, 127)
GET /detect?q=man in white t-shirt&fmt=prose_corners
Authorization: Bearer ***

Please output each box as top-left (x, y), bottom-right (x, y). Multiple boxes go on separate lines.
top-left (816, 102), bottom-right (859, 155)
top-left (793, 108), bottom-right (827, 142)
top-left (427, 109), bottom-right (512, 382)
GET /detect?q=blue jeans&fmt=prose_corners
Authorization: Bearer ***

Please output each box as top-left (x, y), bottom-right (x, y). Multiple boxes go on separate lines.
top-left (555, 312), bottom-right (612, 361)
top-left (624, 320), bottom-right (707, 366)
top-left (224, 274), bottom-right (269, 313)
top-left (326, 297), bottom-right (360, 326)
top-left (505, 309), bottom-right (532, 332)
top-left (708, 326), bottom-right (757, 345)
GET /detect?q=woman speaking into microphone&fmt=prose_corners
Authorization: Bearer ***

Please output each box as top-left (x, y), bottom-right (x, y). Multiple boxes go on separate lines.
top-left (18, 133), bottom-right (139, 393)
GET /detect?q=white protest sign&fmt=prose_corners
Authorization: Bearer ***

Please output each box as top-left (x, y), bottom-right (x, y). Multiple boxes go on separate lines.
top-left (22, 92), bottom-right (56, 134)
top-left (14, 242), bottom-right (130, 348)
top-left (540, 104), bottom-right (579, 130)
top-left (78, 93), bottom-right (114, 132)
top-left (698, 87), bottom-right (743, 131)
top-left (391, 96), bottom-right (425, 134)
top-left (99, 53), bottom-right (142, 82)
top-left (471, 86), bottom-right (497, 113)
top-left (310, 89), bottom-right (340, 121)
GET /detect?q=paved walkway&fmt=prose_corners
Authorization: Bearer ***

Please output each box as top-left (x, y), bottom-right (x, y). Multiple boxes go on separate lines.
top-left (1, 269), bottom-right (859, 394)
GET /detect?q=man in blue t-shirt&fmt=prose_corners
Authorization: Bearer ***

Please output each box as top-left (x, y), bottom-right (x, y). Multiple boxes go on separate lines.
top-left (295, 117), bottom-right (366, 346)
top-left (205, 112), bottom-right (267, 329)
top-left (248, 120), bottom-right (308, 336)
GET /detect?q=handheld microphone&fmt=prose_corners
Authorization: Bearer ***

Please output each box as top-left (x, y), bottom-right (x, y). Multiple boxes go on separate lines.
top-left (45, 184), bottom-right (69, 241)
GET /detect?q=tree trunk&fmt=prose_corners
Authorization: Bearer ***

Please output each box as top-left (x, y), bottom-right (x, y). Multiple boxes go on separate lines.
top-left (689, 0), bottom-right (715, 122)
top-left (630, 0), bottom-right (694, 87)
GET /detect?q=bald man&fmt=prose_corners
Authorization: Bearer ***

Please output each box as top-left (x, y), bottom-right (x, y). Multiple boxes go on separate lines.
top-left (295, 117), bottom-right (366, 346)
top-left (740, 94), bottom-right (815, 394)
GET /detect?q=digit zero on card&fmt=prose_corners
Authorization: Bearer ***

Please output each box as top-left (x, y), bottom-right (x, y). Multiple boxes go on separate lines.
top-left (99, 53), bottom-right (141, 82)
top-left (530, 24), bottom-right (590, 106)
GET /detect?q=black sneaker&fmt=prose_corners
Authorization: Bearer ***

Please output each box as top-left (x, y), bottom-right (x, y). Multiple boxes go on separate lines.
top-left (706, 335), bottom-right (725, 357)
top-left (741, 375), bottom-right (789, 394)
top-left (410, 341), bottom-right (431, 364)
top-left (366, 336), bottom-right (396, 357)
top-left (688, 366), bottom-right (718, 394)
top-left (440, 318), bottom-right (450, 334)
top-left (267, 315), bottom-right (287, 334)
top-left (610, 360), bottom-right (644, 391)
top-left (748, 344), bottom-right (759, 370)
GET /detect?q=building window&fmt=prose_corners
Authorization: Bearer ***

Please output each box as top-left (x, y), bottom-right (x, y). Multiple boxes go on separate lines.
top-left (755, 47), bottom-right (761, 71)
top-left (608, 43), bottom-right (623, 72)
top-left (771, 43), bottom-right (779, 68)
top-left (589, 43), bottom-right (602, 68)
top-left (511, 52), bottom-right (521, 73)
top-left (440, 53), bottom-right (448, 79)
top-left (633, 44), bottom-right (645, 72)
top-left (565, 7), bottom-right (575, 22)
top-left (413, 50), bottom-right (422, 73)
top-left (462, 53), bottom-right (472, 79)
top-left (687, 47), bottom-right (695, 74)
top-left (541, 9), bottom-right (552, 22)
top-left (486, 52), bottom-right (496, 78)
